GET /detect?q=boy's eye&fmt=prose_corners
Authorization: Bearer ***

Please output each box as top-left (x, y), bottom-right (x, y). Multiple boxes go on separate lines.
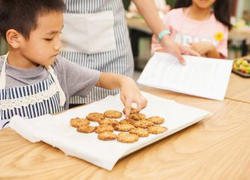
top-left (44, 38), bottom-right (53, 41)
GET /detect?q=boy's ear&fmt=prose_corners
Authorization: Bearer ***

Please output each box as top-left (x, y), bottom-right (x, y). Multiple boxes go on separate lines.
top-left (6, 29), bottom-right (24, 49)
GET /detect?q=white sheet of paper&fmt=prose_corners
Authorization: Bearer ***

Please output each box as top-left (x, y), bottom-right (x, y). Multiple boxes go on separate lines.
top-left (137, 53), bottom-right (233, 100)
top-left (9, 92), bottom-right (210, 170)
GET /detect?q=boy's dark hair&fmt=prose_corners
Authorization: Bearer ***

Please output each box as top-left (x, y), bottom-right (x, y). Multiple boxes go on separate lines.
top-left (174, 0), bottom-right (232, 30)
top-left (0, 0), bottom-right (65, 40)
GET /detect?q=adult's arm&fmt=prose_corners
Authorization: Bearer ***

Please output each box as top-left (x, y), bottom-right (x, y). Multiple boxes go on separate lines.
top-left (132, 0), bottom-right (199, 64)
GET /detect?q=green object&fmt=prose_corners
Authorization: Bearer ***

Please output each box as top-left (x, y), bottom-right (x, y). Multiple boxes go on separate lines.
top-left (158, 30), bottom-right (171, 42)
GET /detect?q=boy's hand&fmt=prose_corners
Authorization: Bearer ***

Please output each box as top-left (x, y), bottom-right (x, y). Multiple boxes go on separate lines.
top-left (119, 77), bottom-right (147, 117)
top-left (96, 73), bottom-right (147, 116)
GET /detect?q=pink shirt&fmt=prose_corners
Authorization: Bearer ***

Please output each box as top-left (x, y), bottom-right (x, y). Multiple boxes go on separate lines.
top-left (151, 8), bottom-right (229, 57)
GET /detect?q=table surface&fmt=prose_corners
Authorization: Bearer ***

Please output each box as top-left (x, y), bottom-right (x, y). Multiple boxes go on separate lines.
top-left (0, 74), bottom-right (250, 180)
top-left (226, 73), bottom-right (250, 104)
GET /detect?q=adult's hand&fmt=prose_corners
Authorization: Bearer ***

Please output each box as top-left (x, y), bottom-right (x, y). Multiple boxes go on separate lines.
top-left (160, 35), bottom-right (200, 65)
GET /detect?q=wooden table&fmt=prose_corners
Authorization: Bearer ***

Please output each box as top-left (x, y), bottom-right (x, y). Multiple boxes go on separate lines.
top-left (226, 73), bottom-right (250, 104)
top-left (1, 81), bottom-right (250, 179)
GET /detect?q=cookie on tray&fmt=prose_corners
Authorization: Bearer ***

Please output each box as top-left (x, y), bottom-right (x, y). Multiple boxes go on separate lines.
top-left (86, 112), bottom-right (104, 122)
top-left (129, 113), bottom-right (146, 121)
top-left (130, 128), bottom-right (149, 137)
top-left (95, 125), bottom-right (114, 134)
top-left (70, 118), bottom-right (89, 128)
top-left (114, 123), bottom-right (135, 132)
top-left (148, 126), bottom-right (168, 134)
top-left (134, 120), bottom-right (154, 128)
top-left (119, 119), bottom-right (136, 125)
top-left (123, 107), bottom-right (138, 115)
top-left (104, 110), bottom-right (122, 118)
top-left (147, 116), bottom-right (165, 125)
top-left (98, 132), bottom-right (117, 141)
top-left (77, 125), bottom-right (96, 133)
top-left (117, 132), bottom-right (139, 143)
top-left (99, 118), bottom-right (119, 126)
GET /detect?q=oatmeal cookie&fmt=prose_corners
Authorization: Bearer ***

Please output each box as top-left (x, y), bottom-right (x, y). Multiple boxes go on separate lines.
top-left (119, 119), bottom-right (136, 125)
top-left (134, 120), bottom-right (154, 128)
top-left (114, 123), bottom-right (135, 132)
top-left (147, 116), bottom-right (165, 124)
top-left (129, 113), bottom-right (146, 120)
top-left (99, 118), bottom-right (119, 126)
top-left (130, 128), bottom-right (149, 137)
top-left (98, 132), bottom-right (117, 141)
top-left (70, 118), bottom-right (89, 128)
top-left (148, 126), bottom-right (168, 134)
top-left (123, 107), bottom-right (138, 114)
top-left (77, 125), bottom-right (96, 133)
top-left (86, 112), bottom-right (104, 122)
top-left (117, 132), bottom-right (139, 143)
top-left (104, 110), bottom-right (122, 118)
top-left (95, 125), bottom-right (114, 134)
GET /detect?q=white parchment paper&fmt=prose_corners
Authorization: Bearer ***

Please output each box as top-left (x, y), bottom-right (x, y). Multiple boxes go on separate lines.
top-left (9, 92), bottom-right (211, 170)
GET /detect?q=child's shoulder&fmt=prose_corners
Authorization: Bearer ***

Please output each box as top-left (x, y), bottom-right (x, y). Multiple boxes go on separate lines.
top-left (210, 14), bottom-right (229, 32)
top-left (164, 8), bottom-right (184, 21)
top-left (167, 8), bottom-right (184, 17)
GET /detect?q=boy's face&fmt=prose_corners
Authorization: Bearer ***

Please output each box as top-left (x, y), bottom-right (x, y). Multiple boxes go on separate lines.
top-left (192, 0), bottom-right (215, 9)
top-left (20, 11), bottom-right (63, 68)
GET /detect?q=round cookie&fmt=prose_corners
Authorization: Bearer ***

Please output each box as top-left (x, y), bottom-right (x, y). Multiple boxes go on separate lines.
top-left (117, 132), bottom-right (139, 143)
top-left (119, 119), bottom-right (130, 124)
top-left (148, 126), bottom-right (168, 134)
top-left (147, 116), bottom-right (165, 124)
top-left (123, 107), bottom-right (138, 115)
top-left (119, 119), bottom-right (135, 125)
top-left (99, 118), bottom-right (119, 126)
top-left (95, 125), bottom-right (114, 134)
top-left (114, 124), bottom-right (135, 132)
top-left (77, 125), bottom-right (96, 133)
top-left (70, 118), bottom-right (89, 128)
top-left (129, 113), bottom-right (146, 121)
top-left (98, 132), bottom-right (117, 141)
top-left (86, 112), bottom-right (104, 122)
top-left (130, 128), bottom-right (149, 137)
top-left (134, 120), bottom-right (154, 128)
top-left (104, 110), bottom-right (122, 118)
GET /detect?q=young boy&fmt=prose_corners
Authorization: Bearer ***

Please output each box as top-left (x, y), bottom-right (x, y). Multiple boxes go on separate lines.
top-left (0, 0), bottom-right (147, 129)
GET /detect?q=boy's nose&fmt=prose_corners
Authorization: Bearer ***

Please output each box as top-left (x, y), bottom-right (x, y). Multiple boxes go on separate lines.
top-left (54, 39), bottom-right (62, 51)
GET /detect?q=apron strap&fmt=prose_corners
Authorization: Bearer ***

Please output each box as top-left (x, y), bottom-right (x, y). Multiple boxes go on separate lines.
top-left (47, 66), bottom-right (66, 106)
top-left (0, 53), bottom-right (8, 89)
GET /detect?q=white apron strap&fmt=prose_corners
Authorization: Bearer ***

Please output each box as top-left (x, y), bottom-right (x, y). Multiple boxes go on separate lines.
top-left (0, 53), bottom-right (8, 89)
top-left (47, 66), bottom-right (66, 106)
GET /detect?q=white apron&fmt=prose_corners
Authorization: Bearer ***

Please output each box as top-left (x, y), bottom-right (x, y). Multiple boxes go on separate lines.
top-left (0, 54), bottom-right (66, 129)
top-left (60, 0), bottom-right (134, 104)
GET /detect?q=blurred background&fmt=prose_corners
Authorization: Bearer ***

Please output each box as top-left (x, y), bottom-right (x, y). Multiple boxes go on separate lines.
top-left (125, 0), bottom-right (250, 70)
top-left (1, 0), bottom-right (249, 68)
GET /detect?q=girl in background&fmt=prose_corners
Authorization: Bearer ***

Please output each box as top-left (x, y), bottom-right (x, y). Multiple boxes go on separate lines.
top-left (151, 0), bottom-right (232, 58)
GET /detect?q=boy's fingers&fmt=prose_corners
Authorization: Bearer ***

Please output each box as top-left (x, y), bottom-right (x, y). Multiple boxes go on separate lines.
top-left (136, 96), bottom-right (148, 112)
top-left (124, 99), bottom-right (132, 117)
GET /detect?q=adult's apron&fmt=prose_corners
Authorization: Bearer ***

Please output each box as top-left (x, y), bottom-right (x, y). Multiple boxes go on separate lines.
top-left (0, 54), bottom-right (66, 129)
top-left (61, 0), bottom-right (134, 104)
